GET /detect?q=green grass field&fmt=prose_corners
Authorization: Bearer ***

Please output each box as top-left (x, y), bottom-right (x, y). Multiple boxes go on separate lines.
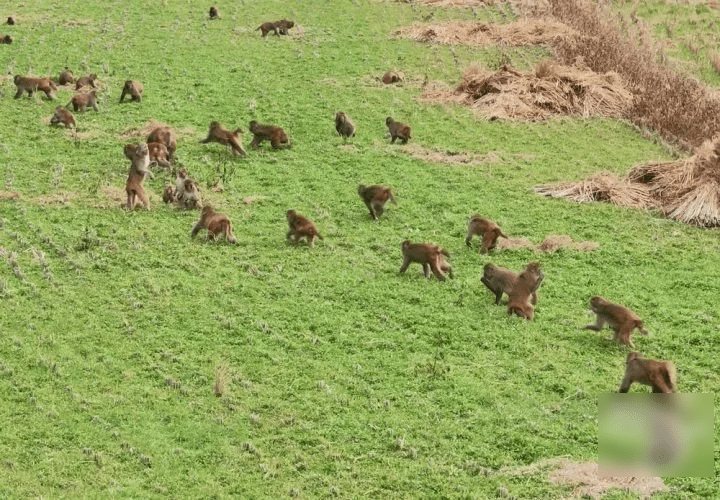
top-left (0, 0), bottom-right (718, 497)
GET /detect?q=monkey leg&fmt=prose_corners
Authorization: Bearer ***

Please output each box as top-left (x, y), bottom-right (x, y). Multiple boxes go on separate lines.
top-left (126, 191), bottom-right (136, 210)
top-left (399, 259), bottom-right (411, 274)
top-left (137, 190), bottom-right (150, 209)
top-left (530, 292), bottom-right (538, 306)
top-left (373, 203), bottom-right (384, 217)
top-left (465, 232), bottom-right (474, 247)
top-left (390, 136), bottom-right (397, 144)
top-left (363, 201), bottom-right (376, 220)
top-left (13, 89), bottom-right (23, 99)
top-left (429, 261), bottom-right (446, 281)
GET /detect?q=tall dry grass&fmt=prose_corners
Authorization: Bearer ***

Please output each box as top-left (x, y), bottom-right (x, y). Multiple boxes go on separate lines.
top-left (548, 0), bottom-right (720, 150)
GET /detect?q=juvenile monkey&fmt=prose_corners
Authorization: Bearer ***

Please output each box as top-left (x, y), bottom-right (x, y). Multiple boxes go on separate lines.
top-left (75, 73), bottom-right (97, 90)
top-left (124, 143), bottom-right (154, 210)
top-left (585, 296), bottom-right (649, 348)
top-left (249, 120), bottom-right (289, 150)
top-left (70, 90), bottom-right (98, 112)
top-left (481, 263), bottom-right (538, 306)
top-left (7, 16), bottom-right (15, 25)
top-left (49, 106), bottom-right (76, 129)
top-left (119, 80), bottom-right (143, 103)
top-left (146, 142), bottom-right (172, 169)
top-left (465, 215), bottom-right (508, 253)
top-left (399, 241), bottom-right (453, 281)
top-left (58, 68), bottom-right (74, 85)
top-left (200, 121), bottom-right (247, 156)
top-left (191, 206), bottom-right (236, 243)
top-left (147, 126), bottom-right (176, 159)
top-left (174, 169), bottom-right (201, 209)
top-left (13, 75), bottom-right (57, 99)
top-left (335, 111), bottom-right (356, 139)
top-left (507, 262), bottom-right (544, 320)
top-left (209, 6), bottom-right (220, 19)
top-left (0, 34), bottom-right (11, 44)
top-left (257, 19), bottom-right (294, 37)
top-left (382, 71), bottom-right (402, 84)
top-left (275, 19), bottom-right (294, 35)
top-left (286, 210), bottom-right (323, 246)
top-left (619, 352), bottom-right (676, 393)
top-left (357, 184), bottom-right (396, 220)
top-left (386, 116), bottom-right (411, 144)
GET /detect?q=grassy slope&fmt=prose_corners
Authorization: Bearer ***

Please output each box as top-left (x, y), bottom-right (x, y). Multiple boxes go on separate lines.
top-left (0, 0), bottom-right (717, 497)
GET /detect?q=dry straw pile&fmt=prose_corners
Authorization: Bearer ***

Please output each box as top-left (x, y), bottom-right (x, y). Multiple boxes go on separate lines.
top-left (423, 60), bottom-right (631, 121)
top-left (536, 137), bottom-right (720, 227)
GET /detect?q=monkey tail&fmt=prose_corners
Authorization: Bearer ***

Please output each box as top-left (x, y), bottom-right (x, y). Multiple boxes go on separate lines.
top-left (499, 231), bottom-right (509, 239)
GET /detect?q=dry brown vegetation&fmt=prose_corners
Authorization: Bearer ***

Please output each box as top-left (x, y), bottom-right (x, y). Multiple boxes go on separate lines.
top-left (537, 136), bottom-right (720, 227)
top-left (423, 60), bottom-right (631, 121)
top-left (497, 234), bottom-right (598, 252)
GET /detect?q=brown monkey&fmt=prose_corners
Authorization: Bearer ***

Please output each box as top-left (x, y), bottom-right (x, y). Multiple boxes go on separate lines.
top-left (49, 106), bottom-right (76, 129)
top-left (386, 116), bottom-right (411, 144)
top-left (13, 75), bottom-right (57, 99)
top-left (6, 16), bottom-right (15, 25)
top-left (286, 210), bottom-right (323, 247)
top-left (585, 296), bottom-right (649, 348)
top-left (507, 262), bottom-right (544, 320)
top-left (257, 21), bottom-right (280, 37)
top-left (619, 352), bottom-right (676, 393)
top-left (382, 71), bottom-right (402, 84)
top-left (257, 19), bottom-right (294, 37)
top-left (335, 111), bottom-right (356, 139)
top-left (249, 120), bottom-right (289, 150)
top-left (465, 215), bottom-right (508, 253)
top-left (124, 143), bottom-right (154, 210)
top-left (75, 73), bottom-right (97, 90)
top-left (200, 121), bottom-right (247, 156)
top-left (209, 6), bottom-right (220, 19)
top-left (119, 80), bottom-right (143, 103)
top-left (275, 19), bottom-right (294, 35)
top-left (58, 68), bottom-right (74, 85)
top-left (70, 90), bottom-right (98, 112)
top-left (191, 205), bottom-right (236, 243)
top-left (0, 34), bottom-right (11, 44)
top-left (147, 126), bottom-right (176, 159)
top-left (147, 142), bottom-right (172, 169)
top-left (174, 169), bottom-right (201, 209)
top-left (162, 185), bottom-right (176, 204)
top-left (357, 184), bottom-right (396, 220)
top-left (481, 263), bottom-right (539, 306)
top-left (399, 241), bottom-right (453, 281)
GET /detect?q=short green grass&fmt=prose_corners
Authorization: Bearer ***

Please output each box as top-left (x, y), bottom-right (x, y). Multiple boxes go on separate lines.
top-left (0, 0), bottom-right (718, 497)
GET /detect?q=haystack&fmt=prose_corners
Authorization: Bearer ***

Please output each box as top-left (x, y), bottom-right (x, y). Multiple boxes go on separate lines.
top-left (424, 61), bottom-right (631, 121)
top-left (393, 19), bottom-right (576, 47)
top-left (537, 137), bottom-right (720, 227)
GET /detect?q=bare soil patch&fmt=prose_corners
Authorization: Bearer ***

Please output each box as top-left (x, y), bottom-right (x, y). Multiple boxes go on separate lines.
top-left (422, 60), bottom-right (631, 121)
top-left (0, 191), bottom-right (20, 201)
top-left (536, 136), bottom-right (720, 227)
top-left (548, 459), bottom-right (666, 499)
top-left (393, 19), bottom-right (576, 46)
top-left (497, 235), bottom-right (598, 252)
top-left (404, 144), bottom-right (501, 166)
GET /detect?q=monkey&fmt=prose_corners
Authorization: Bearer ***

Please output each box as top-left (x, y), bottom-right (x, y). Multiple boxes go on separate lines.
top-left (286, 210), bottom-right (323, 247)
top-left (465, 215), bottom-right (508, 253)
top-left (123, 143), bottom-right (154, 210)
top-left (618, 352), bottom-right (677, 393)
top-left (382, 71), bottom-right (402, 84)
top-left (0, 34), bottom-right (11, 44)
top-left (275, 19), bottom-right (294, 35)
top-left (58, 68), bottom-right (74, 85)
top-left (257, 19), bottom-right (294, 37)
top-left (249, 120), bottom-right (289, 150)
top-left (200, 121), bottom-right (247, 156)
top-left (69, 90), bottom-right (98, 112)
top-left (147, 126), bottom-right (176, 159)
top-left (174, 169), bottom-right (201, 209)
top-left (119, 80), bottom-right (143, 103)
top-left (191, 205), bottom-right (237, 243)
top-left (6, 16), bottom-right (15, 25)
top-left (481, 263), bottom-right (539, 306)
top-left (162, 185), bottom-right (176, 204)
top-left (75, 73), bottom-right (97, 90)
top-left (357, 184), bottom-right (396, 220)
top-left (257, 21), bottom-right (280, 37)
top-left (507, 262), bottom-right (544, 320)
top-left (209, 6), bottom-right (220, 19)
top-left (399, 241), bottom-right (453, 281)
top-left (146, 142), bottom-right (172, 169)
top-left (585, 296), bottom-right (649, 348)
top-left (335, 111), bottom-right (356, 139)
top-left (386, 116), bottom-right (411, 144)
top-left (49, 106), bottom-right (76, 129)
top-left (13, 75), bottom-right (57, 100)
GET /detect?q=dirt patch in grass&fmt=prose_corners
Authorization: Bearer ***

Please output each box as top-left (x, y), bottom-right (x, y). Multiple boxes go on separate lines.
top-left (547, 459), bottom-right (666, 499)
top-left (404, 144), bottom-right (502, 165)
top-left (422, 60), bottom-right (631, 121)
top-left (35, 192), bottom-right (74, 206)
top-left (393, 19), bottom-right (576, 46)
top-left (97, 185), bottom-right (127, 209)
top-left (0, 191), bottom-right (20, 201)
top-left (497, 235), bottom-right (598, 252)
top-left (243, 195), bottom-right (267, 205)
top-left (537, 136), bottom-right (720, 227)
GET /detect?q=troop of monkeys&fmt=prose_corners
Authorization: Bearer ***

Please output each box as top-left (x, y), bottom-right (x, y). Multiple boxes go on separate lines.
top-left (10, 10), bottom-right (674, 397)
